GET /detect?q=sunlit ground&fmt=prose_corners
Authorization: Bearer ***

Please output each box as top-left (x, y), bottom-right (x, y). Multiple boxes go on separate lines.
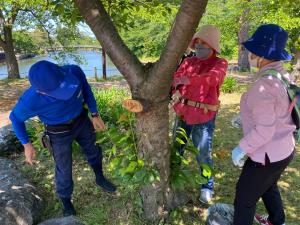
top-left (13, 85), bottom-right (300, 225)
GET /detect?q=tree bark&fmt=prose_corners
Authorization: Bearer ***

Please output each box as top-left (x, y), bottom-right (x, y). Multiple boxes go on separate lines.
top-left (74, 0), bottom-right (208, 221)
top-left (136, 101), bottom-right (171, 220)
top-left (237, 8), bottom-right (250, 71)
top-left (0, 10), bottom-right (20, 79)
top-left (2, 27), bottom-right (20, 79)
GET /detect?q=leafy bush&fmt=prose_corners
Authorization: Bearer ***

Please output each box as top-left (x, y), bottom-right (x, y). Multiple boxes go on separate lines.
top-left (221, 77), bottom-right (238, 93)
top-left (170, 127), bottom-right (211, 190)
top-left (93, 87), bottom-right (130, 126)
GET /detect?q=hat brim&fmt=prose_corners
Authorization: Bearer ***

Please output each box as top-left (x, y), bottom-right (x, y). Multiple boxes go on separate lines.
top-left (43, 69), bottom-right (80, 100)
top-left (189, 37), bottom-right (221, 54)
top-left (242, 40), bottom-right (292, 61)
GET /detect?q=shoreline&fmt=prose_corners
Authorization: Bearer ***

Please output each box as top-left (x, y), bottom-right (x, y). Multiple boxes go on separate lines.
top-left (0, 53), bottom-right (36, 64)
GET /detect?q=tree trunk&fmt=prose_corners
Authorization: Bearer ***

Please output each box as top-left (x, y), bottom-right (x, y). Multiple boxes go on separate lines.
top-left (1, 26), bottom-right (20, 79)
top-left (136, 101), bottom-right (171, 220)
top-left (102, 48), bottom-right (107, 80)
top-left (237, 8), bottom-right (250, 72)
top-left (4, 46), bottom-right (20, 79)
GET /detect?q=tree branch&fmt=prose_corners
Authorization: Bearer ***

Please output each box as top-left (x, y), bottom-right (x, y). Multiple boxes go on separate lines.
top-left (74, 0), bottom-right (144, 89)
top-left (0, 9), bottom-right (5, 24)
top-left (0, 35), bottom-right (5, 48)
top-left (10, 6), bottom-right (19, 24)
top-left (146, 0), bottom-right (208, 99)
top-left (21, 9), bottom-right (55, 50)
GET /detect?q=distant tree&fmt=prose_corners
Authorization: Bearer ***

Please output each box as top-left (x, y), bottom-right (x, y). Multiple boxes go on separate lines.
top-left (237, 5), bottom-right (250, 71)
top-left (0, 1), bottom-right (21, 78)
top-left (13, 30), bottom-right (39, 54)
top-left (0, 0), bottom-right (51, 79)
top-left (249, 0), bottom-right (300, 77)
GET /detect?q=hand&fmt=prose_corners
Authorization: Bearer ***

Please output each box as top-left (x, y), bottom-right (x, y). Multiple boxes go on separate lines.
top-left (231, 146), bottom-right (246, 167)
top-left (92, 116), bottom-right (106, 131)
top-left (174, 76), bottom-right (190, 86)
top-left (170, 90), bottom-right (181, 107)
top-left (23, 143), bottom-right (36, 165)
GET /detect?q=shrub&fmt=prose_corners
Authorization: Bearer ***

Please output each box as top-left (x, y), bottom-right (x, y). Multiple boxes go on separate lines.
top-left (221, 77), bottom-right (238, 93)
top-left (93, 87), bottom-right (130, 126)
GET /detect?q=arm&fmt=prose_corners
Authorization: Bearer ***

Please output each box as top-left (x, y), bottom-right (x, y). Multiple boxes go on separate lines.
top-left (172, 59), bottom-right (191, 89)
top-left (71, 65), bottom-right (98, 113)
top-left (9, 100), bottom-right (36, 145)
top-left (10, 99), bottom-right (37, 165)
top-left (187, 59), bottom-right (228, 87)
top-left (70, 65), bottom-right (106, 131)
top-left (239, 81), bottom-right (277, 154)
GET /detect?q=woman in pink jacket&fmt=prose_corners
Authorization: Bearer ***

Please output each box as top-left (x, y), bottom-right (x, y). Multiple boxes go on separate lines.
top-left (171, 25), bottom-right (228, 203)
top-left (232, 24), bottom-right (295, 225)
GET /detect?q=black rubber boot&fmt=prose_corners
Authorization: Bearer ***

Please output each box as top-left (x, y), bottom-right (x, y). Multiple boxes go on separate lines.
top-left (61, 197), bottom-right (76, 217)
top-left (91, 162), bottom-right (117, 193)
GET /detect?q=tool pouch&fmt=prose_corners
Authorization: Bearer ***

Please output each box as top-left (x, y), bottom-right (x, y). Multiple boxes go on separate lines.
top-left (39, 132), bottom-right (53, 155)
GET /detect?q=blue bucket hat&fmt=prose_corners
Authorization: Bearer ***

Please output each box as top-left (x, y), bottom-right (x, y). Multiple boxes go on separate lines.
top-left (242, 24), bottom-right (292, 61)
top-left (29, 60), bottom-right (80, 100)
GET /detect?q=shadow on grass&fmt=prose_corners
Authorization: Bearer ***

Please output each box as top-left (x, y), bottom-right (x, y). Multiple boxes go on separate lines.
top-left (11, 90), bottom-right (300, 225)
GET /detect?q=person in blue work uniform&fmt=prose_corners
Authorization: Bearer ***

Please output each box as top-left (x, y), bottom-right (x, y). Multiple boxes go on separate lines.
top-left (9, 60), bottom-right (116, 216)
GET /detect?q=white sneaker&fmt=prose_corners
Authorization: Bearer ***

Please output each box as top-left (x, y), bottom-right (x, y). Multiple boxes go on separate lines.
top-left (199, 188), bottom-right (213, 204)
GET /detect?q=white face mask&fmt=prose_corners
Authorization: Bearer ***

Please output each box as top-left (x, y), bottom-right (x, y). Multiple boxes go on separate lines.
top-left (248, 53), bottom-right (263, 68)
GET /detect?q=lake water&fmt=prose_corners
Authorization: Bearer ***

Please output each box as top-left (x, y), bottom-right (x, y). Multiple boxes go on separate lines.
top-left (0, 51), bottom-right (121, 79)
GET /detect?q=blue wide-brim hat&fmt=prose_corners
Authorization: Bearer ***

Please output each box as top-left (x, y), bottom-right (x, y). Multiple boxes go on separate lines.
top-left (242, 24), bottom-right (292, 61)
top-left (29, 60), bottom-right (79, 100)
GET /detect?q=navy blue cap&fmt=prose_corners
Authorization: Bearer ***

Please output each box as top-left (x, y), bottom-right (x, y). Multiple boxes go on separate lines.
top-left (29, 60), bottom-right (79, 100)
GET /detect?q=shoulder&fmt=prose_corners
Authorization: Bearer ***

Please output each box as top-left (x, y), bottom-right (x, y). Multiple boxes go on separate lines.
top-left (15, 87), bottom-right (40, 110)
top-left (181, 57), bottom-right (194, 65)
top-left (215, 57), bottom-right (228, 67)
top-left (62, 65), bottom-right (86, 80)
top-left (19, 87), bottom-right (38, 103)
top-left (253, 76), bottom-right (286, 99)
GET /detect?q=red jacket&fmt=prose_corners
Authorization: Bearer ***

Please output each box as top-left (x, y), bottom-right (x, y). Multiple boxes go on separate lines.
top-left (172, 55), bottom-right (228, 124)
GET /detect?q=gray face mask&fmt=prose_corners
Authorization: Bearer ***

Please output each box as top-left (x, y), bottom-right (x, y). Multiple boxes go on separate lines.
top-left (195, 43), bottom-right (213, 59)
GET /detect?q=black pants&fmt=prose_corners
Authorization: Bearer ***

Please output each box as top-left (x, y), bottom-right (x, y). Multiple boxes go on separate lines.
top-left (233, 152), bottom-right (294, 225)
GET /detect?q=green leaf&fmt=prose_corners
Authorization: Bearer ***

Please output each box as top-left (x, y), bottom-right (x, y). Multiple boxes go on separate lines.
top-left (201, 163), bottom-right (212, 178)
top-left (124, 161), bottom-right (138, 173)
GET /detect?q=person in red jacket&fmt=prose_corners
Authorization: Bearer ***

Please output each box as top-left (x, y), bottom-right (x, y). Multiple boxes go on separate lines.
top-left (171, 25), bottom-right (228, 204)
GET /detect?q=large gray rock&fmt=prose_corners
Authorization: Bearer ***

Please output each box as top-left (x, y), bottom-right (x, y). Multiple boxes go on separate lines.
top-left (205, 203), bottom-right (234, 225)
top-left (0, 125), bottom-right (22, 156)
top-left (0, 157), bottom-right (43, 225)
top-left (38, 216), bottom-right (85, 225)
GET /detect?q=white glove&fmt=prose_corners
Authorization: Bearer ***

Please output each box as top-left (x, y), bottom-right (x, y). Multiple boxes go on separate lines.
top-left (231, 146), bottom-right (246, 167)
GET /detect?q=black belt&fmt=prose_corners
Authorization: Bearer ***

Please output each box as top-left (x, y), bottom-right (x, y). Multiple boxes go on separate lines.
top-left (45, 109), bottom-right (88, 133)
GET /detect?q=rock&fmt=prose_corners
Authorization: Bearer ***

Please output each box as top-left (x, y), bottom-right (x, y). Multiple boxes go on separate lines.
top-left (0, 157), bottom-right (43, 225)
top-left (38, 216), bottom-right (84, 225)
top-left (231, 114), bottom-right (242, 129)
top-left (205, 203), bottom-right (234, 225)
top-left (0, 124), bottom-right (22, 156)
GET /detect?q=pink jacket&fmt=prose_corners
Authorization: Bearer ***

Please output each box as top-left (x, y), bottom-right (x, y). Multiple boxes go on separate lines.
top-left (239, 61), bottom-right (296, 164)
top-left (172, 55), bottom-right (228, 124)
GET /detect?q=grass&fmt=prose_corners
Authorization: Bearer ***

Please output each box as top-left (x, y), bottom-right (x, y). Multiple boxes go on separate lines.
top-left (12, 85), bottom-right (300, 225)
top-left (87, 75), bottom-right (124, 82)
